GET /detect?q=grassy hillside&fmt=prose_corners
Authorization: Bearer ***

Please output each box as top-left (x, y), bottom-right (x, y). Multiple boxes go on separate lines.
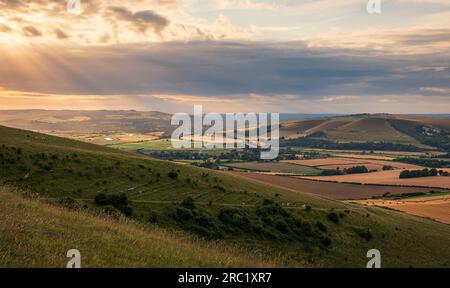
top-left (0, 186), bottom-right (275, 268)
top-left (1, 125), bottom-right (450, 267)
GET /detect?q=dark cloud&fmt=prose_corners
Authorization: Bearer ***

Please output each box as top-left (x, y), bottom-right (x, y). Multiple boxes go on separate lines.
top-left (54, 28), bottom-right (69, 39)
top-left (108, 6), bottom-right (169, 34)
top-left (392, 29), bottom-right (450, 45)
top-left (22, 25), bottom-right (42, 37)
top-left (0, 41), bottom-right (449, 100)
top-left (0, 0), bottom-right (23, 8)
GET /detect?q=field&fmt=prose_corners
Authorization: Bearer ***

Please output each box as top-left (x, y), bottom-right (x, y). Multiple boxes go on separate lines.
top-left (332, 154), bottom-right (395, 161)
top-left (299, 170), bottom-right (450, 189)
top-left (354, 194), bottom-right (450, 225)
top-left (109, 139), bottom-right (175, 151)
top-left (223, 162), bottom-right (321, 175)
top-left (229, 172), bottom-right (441, 200)
top-left (69, 132), bottom-right (164, 145)
top-left (283, 158), bottom-right (424, 170)
top-left (301, 148), bottom-right (447, 157)
top-left (2, 124), bottom-right (450, 267)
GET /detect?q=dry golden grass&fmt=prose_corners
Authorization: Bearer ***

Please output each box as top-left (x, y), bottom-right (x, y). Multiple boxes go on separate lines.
top-left (354, 195), bottom-right (450, 225)
top-left (284, 158), bottom-right (424, 170)
top-left (318, 163), bottom-right (386, 171)
top-left (300, 169), bottom-right (450, 189)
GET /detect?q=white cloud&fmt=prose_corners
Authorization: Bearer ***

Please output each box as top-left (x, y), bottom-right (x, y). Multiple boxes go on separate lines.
top-left (321, 95), bottom-right (360, 102)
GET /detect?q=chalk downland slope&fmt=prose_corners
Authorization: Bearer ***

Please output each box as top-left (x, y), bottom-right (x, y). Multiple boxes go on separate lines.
top-left (0, 186), bottom-right (275, 268)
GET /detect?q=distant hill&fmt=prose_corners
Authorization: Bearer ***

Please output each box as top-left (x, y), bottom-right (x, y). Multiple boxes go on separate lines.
top-left (1, 111), bottom-right (449, 150)
top-left (0, 109), bottom-right (173, 135)
top-left (1, 125), bottom-right (450, 267)
top-left (280, 114), bottom-right (450, 150)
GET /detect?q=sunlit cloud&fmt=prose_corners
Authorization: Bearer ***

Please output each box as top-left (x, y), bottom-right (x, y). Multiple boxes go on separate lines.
top-left (321, 96), bottom-right (360, 102)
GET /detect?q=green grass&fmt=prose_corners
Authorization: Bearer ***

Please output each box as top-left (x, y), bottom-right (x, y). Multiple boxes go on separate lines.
top-left (224, 161), bottom-right (321, 175)
top-left (109, 139), bottom-right (206, 151)
top-left (0, 186), bottom-right (278, 268)
top-left (2, 125), bottom-right (450, 267)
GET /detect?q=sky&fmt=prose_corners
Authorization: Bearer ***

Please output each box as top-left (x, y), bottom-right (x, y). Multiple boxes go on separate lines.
top-left (0, 0), bottom-right (449, 113)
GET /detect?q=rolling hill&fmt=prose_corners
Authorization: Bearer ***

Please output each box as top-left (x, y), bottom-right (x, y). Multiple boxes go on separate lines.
top-left (0, 110), bottom-right (172, 133)
top-left (0, 186), bottom-right (274, 268)
top-left (280, 114), bottom-right (450, 150)
top-left (1, 125), bottom-right (450, 267)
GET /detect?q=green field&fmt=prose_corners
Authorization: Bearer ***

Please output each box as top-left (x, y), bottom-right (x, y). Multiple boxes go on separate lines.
top-left (109, 139), bottom-right (175, 151)
top-left (2, 125), bottom-right (450, 267)
top-left (224, 162), bottom-right (322, 175)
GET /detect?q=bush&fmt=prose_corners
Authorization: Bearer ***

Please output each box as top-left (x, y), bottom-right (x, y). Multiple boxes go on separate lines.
top-left (321, 237), bottom-right (332, 247)
top-left (400, 168), bottom-right (436, 179)
top-left (168, 170), bottom-right (179, 179)
top-left (94, 193), bottom-right (109, 206)
top-left (344, 166), bottom-right (369, 174)
top-left (356, 229), bottom-right (373, 241)
top-left (327, 212), bottom-right (340, 224)
top-left (316, 221), bottom-right (327, 232)
top-left (181, 197), bottom-right (196, 209)
top-left (147, 211), bottom-right (159, 223)
top-left (94, 193), bottom-right (133, 216)
top-left (430, 168), bottom-right (438, 176)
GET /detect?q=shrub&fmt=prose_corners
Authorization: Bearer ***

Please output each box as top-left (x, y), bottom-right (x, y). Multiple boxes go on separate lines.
top-left (321, 237), bottom-right (332, 247)
top-left (181, 197), bottom-right (196, 209)
top-left (430, 168), bottom-right (438, 176)
top-left (316, 221), bottom-right (327, 232)
top-left (327, 212), bottom-right (340, 224)
top-left (356, 229), bottom-right (373, 241)
top-left (94, 193), bottom-right (133, 216)
top-left (345, 166), bottom-right (369, 174)
top-left (147, 211), bottom-right (159, 223)
top-left (94, 193), bottom-right (109, 206)
top-left (168, 171), bottom-right (178, 179)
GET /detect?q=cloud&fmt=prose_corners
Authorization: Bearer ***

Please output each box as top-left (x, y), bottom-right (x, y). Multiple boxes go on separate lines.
top-left (420, 87), bottom-right (450, 94)
top-left (54, 28), bottom-right (69, 40)
top-left (22, 25), bottom-right (41, 37)
top-left (321, 96), bottom-right (360, 102)
top-left (108, 6), bottom-right (169, 34)
top-left (214, 0), bottom-right (278, 10)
